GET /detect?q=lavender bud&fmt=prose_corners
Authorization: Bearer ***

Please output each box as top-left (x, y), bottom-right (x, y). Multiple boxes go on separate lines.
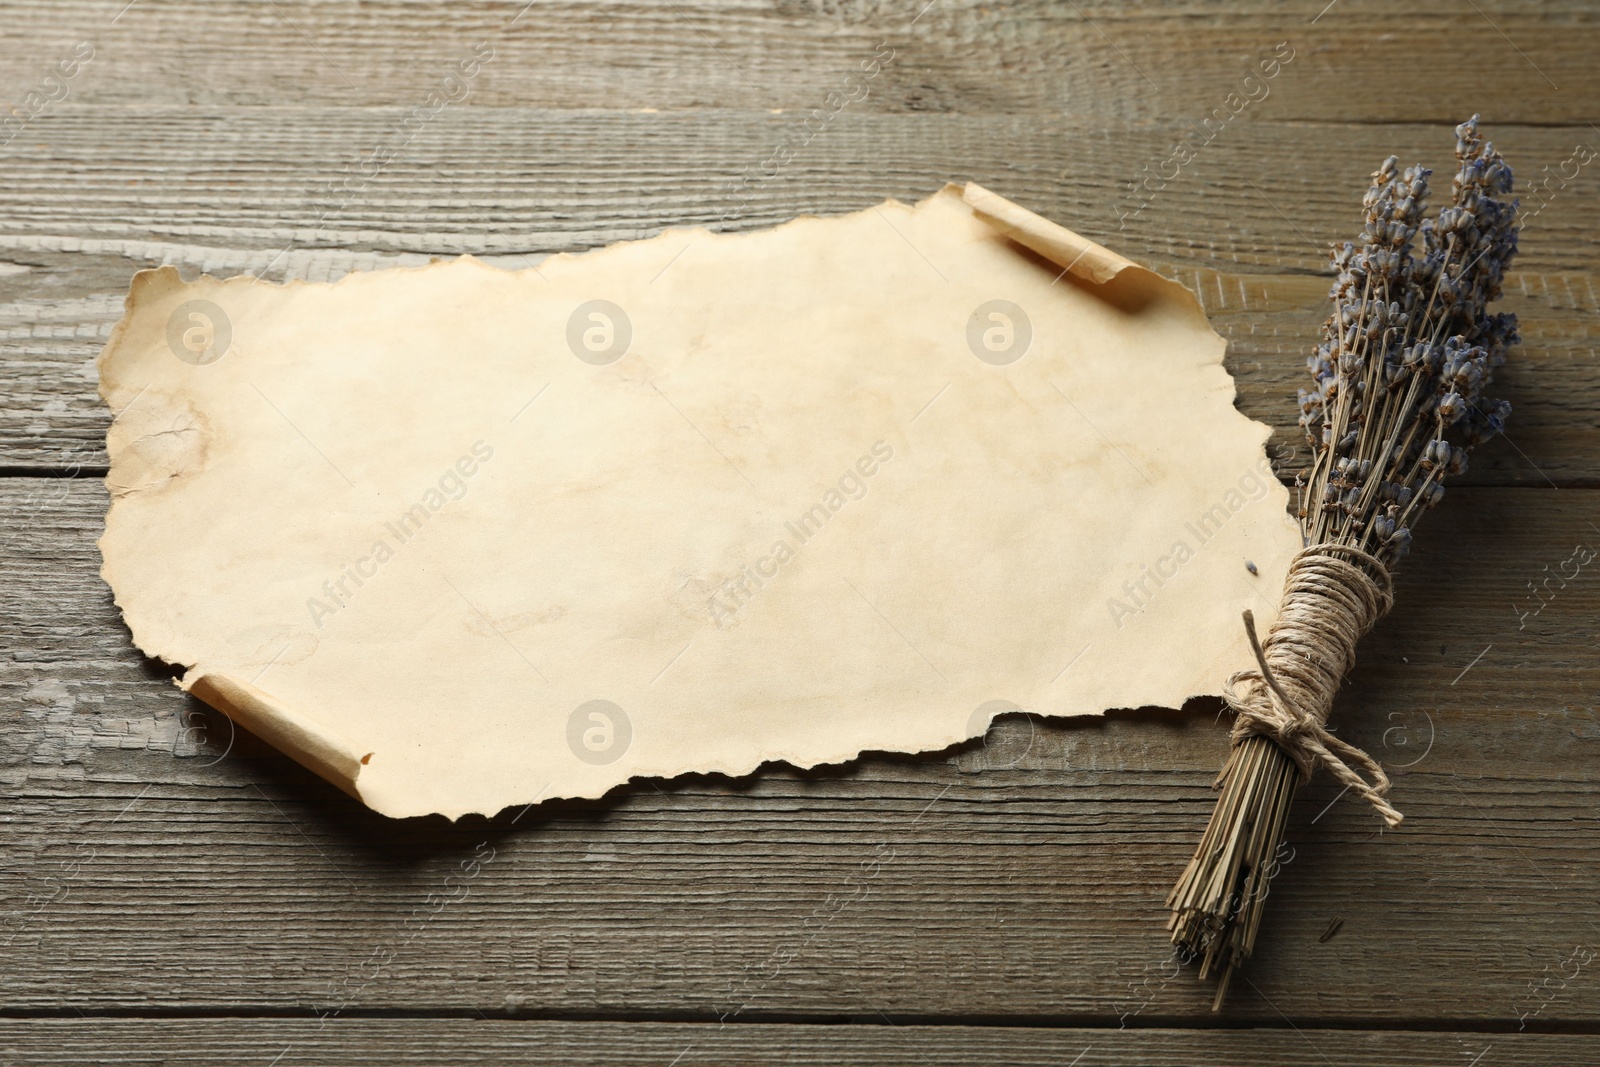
top-left (1438, 392), bottom-right (1465, 424)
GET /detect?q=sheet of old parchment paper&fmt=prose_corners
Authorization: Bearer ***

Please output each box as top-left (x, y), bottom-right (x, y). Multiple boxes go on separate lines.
top-left (98, 183), bottom-right (1301, 819)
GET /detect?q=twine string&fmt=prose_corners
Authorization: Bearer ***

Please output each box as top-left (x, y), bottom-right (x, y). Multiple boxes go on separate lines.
top-left (1221, 543), bottom-right (1404, 828)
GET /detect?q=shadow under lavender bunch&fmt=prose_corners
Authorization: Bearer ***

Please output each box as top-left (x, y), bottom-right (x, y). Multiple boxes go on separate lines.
top-left (1167, 117), bottom-right (1520, 1006)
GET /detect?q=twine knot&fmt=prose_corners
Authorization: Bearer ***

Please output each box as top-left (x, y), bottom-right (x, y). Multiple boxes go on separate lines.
top-left (1222, 543), bottom-right (1404, 828)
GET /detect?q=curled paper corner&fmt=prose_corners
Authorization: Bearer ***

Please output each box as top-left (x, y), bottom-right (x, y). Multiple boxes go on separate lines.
top-left (958, 181), bottom-right (1265, 449)
top-left (961, 181), bottom-right (1138, 286)
top-left (182, 671), bottom-right (370, 801)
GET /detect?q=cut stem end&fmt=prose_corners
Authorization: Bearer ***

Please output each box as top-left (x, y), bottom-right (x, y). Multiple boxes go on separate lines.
top-left (1166, 734), bottom-right (1302, 1006)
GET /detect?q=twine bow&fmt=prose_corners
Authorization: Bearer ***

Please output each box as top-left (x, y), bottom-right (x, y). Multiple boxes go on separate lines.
top-left (1221, 543), bottom-right (1404, 828)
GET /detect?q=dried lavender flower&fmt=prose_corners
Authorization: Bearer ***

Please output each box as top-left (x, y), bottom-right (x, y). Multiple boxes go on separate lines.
top-left (1300, 115), bottom-right (1518, 565)
top-left (1171, 120), bottom-right (1521, 1000)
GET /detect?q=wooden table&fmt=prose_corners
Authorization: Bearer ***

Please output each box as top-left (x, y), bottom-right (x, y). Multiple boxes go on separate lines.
top-left (3, 1), bottom-right (1597, 1062)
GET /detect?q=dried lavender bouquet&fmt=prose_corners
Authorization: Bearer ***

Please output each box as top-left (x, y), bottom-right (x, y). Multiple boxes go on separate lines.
top-left (1167, 117), bottom-right (1519, 1003)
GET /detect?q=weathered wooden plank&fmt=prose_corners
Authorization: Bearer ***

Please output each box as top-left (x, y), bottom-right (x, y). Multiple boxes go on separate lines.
top-left (1, 0), bottom-right (1597, 1041)
top-left (0, 1020), bottom-right (1588, 1066)
top-left (1215, 269), bottom-right (1600, 490)
top-left (0, 0), bottom-right (1593, 123)
top-left (2, 480), bottom-right (1597, 1022)
top-left (0, 118), bottom-right (1596, 474)
top-left (2, 113), bottom-right (1595, 267)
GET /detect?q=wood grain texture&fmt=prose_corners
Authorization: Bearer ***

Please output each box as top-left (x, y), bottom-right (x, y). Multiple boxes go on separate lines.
top-left (3, 482), bottom-right (1598, 1025)
top-left (0, 0), bottom-right (1593, 122)
top-left (1, 0), bottom-right (1597, 1057)
top-left (2, 117), bottom-right (1596, 475)
top-left (0, 1020), bottom-right (1591, 1066)
top-left (2, 113), bottom-right (1596, 266)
